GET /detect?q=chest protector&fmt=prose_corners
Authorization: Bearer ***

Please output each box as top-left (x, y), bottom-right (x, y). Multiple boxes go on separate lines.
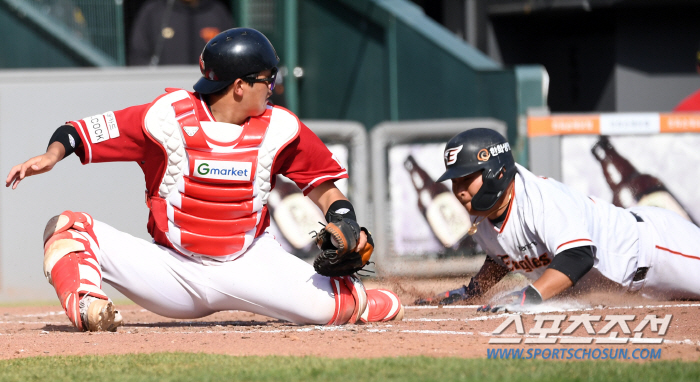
top-left (143, 89), bottom-right (300, 260)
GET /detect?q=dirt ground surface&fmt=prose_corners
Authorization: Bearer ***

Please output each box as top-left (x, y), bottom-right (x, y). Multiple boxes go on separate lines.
top-left (2, 277), bottom-right (699, 361)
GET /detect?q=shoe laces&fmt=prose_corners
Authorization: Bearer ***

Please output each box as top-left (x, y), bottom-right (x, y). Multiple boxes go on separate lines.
top-left (78, 294), bottom-right (97, 331)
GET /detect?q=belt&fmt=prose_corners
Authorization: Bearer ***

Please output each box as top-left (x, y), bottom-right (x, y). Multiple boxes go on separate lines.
top-left (630, 211), bottom-right (644, 222)
top-left (629, 211), bottom-right (649, 285)
top-left (632, 266), bottom-right (648, 282)
top-left (630, 211), bottom-right (646, 282)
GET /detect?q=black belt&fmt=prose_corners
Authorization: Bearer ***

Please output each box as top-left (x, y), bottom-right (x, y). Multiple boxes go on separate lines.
top-left (632, 267), bottom-right (649, 282)
top-left (630, 212), bottom-right (646, 282)
top-left (630, 212), bottom-right (644, 222)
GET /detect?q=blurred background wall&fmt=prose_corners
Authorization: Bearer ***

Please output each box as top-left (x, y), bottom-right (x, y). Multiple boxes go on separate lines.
top-left (415, 0), bottom-right (700, 112)
top-left (2, 0), bottom-right (697, 113)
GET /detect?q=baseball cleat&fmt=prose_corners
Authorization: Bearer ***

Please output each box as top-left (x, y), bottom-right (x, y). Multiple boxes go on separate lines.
top-left (79, 296), bottom-right (123, 332)
top-left (360, 289), bottom-right (404, 323)
top-left (415, 285), bottom-right (470, 306)
top-left (477, 304), bottom-right (498, 313)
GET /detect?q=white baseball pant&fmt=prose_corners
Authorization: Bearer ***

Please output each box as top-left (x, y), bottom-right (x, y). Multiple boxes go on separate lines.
top-left (630, 206), bottom-right (700, 300)
top-left (79, 219), bottom-right (337, 324)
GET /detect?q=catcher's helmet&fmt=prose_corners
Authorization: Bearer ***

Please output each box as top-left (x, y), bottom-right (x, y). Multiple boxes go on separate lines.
top-left (437, 128), bottom-right (516, 211)
top-left (194, 28), bottom-right (279, 95)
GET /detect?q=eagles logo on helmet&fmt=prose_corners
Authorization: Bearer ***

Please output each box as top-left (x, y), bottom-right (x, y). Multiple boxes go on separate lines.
top-left (444, 145), bottom-right (463, 165)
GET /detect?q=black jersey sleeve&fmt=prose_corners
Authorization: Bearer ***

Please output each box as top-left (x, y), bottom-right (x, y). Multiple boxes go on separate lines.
top-left (548, 245), bottom-right (594, 284)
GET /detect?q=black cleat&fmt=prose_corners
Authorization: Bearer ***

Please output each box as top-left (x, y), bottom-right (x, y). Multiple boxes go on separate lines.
top-left (415, 285), bottom-right (470, 306)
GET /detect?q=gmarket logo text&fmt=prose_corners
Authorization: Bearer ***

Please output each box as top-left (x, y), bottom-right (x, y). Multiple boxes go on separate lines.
top-left (194, 160), bottom-right (252, 181)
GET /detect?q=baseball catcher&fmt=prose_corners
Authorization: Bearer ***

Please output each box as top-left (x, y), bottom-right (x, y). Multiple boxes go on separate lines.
top-left (6, 27), bottom-right (403, 331)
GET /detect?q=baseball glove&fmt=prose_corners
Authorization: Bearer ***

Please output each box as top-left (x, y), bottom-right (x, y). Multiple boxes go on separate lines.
top-left (313, 218), bottom-right (374, 277)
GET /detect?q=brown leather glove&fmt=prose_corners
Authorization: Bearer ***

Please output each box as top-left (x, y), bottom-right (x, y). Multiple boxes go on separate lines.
top-left (313, 218), bottom-right (373, 277)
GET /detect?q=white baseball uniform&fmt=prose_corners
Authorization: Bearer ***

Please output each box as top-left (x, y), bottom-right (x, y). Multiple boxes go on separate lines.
top-left (471, 163), bottom-right (700, 300)
top-left (60, 89), bottom-right (349, 323)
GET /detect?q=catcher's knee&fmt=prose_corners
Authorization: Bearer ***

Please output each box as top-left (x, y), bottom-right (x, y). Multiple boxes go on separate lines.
top-left (43, 210), bottom-right (97, 245)
top-left (42, 211), bottom-right (99, 286)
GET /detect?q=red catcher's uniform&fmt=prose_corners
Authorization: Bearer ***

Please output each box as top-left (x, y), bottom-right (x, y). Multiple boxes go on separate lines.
top-left (69, 89), bottom-right (347, 259)
top-left (60, 89), bottom-right (350, 324)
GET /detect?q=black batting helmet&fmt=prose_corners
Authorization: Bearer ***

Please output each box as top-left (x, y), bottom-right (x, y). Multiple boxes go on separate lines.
top-left (437, 128), bottom-right (517, 211)
top-left (194, 28), bottom-right (279, 95)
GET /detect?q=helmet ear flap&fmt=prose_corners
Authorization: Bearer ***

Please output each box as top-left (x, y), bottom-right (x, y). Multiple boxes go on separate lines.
top-left (470, 185), bottom-right (500, 212)
top-left (471, 164), bottom-right (513, 212)
top-left (496, 166), bottom-right (507, 180)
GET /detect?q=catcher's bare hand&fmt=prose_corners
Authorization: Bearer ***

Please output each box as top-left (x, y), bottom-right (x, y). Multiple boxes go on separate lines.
top-left (355, 230), bottom-right (368, 252)
top-left (5, 150), bottom-right (62, 190)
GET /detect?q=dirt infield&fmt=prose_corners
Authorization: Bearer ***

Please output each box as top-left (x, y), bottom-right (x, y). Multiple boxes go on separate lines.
top-left (2, 277), bottom-right (699, 361)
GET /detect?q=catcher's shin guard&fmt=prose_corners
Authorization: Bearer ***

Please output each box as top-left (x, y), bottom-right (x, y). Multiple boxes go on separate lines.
top-left (327, 275), bottom-right (368, 325)
top-left (360, 289), bottom-right (404, 323)
top-left (43, 211), bottom-right (117, 331)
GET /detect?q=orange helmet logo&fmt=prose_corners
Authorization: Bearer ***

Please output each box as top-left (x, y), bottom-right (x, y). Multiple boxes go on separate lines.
top-left (477, 149), bottom-right (490, 162)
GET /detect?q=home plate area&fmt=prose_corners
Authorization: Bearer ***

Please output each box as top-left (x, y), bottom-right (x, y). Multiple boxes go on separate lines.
top-left (1, 278), bottom-right (699, 360)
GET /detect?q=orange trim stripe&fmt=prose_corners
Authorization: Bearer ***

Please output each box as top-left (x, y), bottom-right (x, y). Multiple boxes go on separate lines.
top-left (656, 245), bottom-right (700, 261)
top-left (556, 239), bottom-right (593, 251)
top-left (499, 185), bottom-right (516, 233)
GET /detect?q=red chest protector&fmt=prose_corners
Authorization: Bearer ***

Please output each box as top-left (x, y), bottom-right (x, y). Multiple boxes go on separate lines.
top-left (144, 90), bottom-right (281, 258)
